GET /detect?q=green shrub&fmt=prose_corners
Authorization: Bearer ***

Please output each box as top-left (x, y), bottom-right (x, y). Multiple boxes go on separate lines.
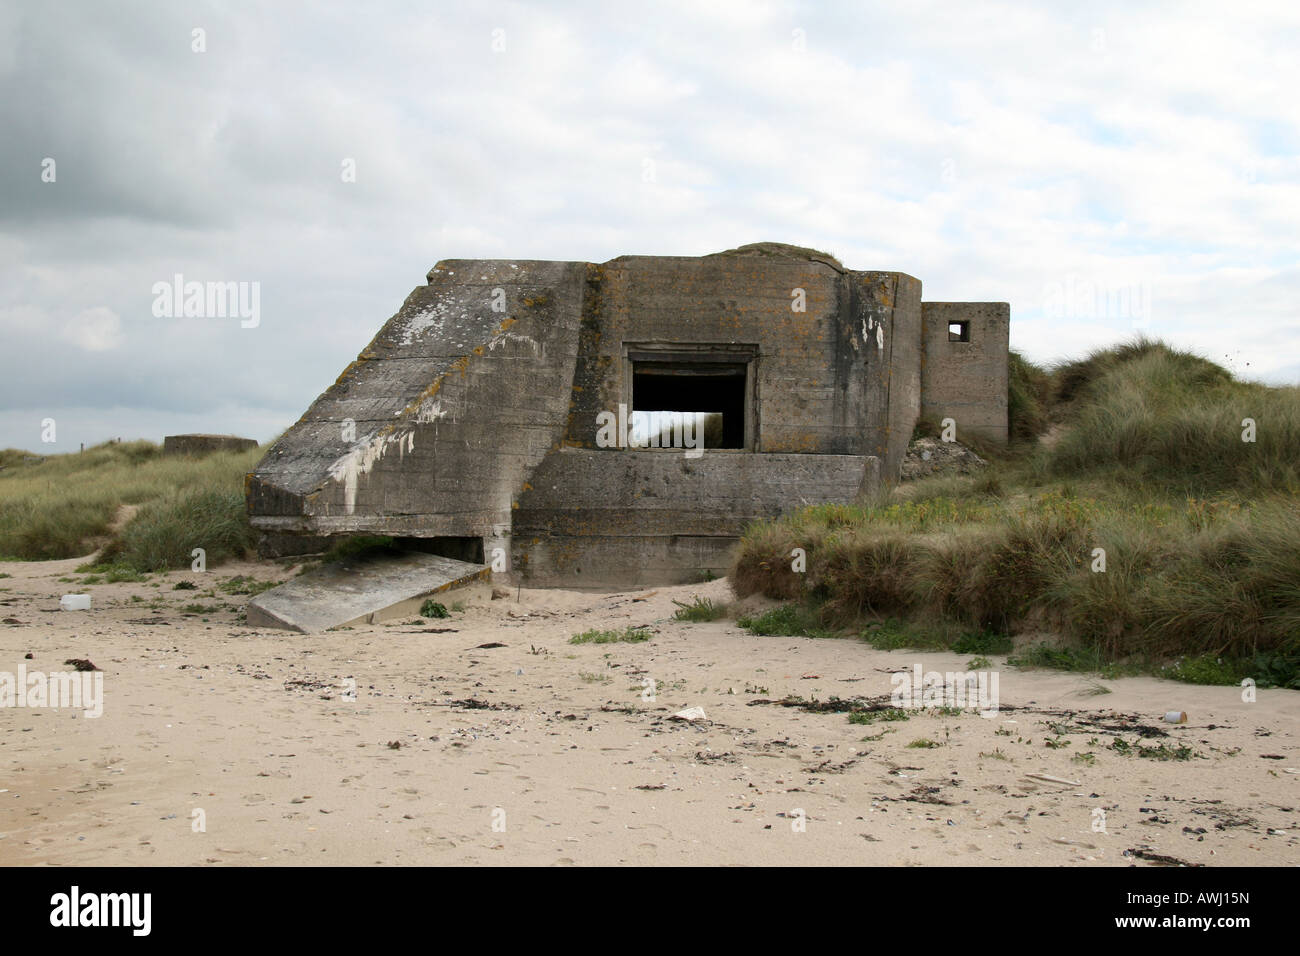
top-left (419, 600), bottom-right (449, 618)
top-left (672, 596), bottom-right (728, 621)
top-left (736, 604), bottom-right (825, 637)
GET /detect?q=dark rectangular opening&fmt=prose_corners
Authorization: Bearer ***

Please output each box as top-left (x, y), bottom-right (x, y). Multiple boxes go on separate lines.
top-left (632, 361), bottom-right (747, 449)
top-left (395, 536), bottom-right (485, 564)
top-left (948, 321), bottom-right (971, 343)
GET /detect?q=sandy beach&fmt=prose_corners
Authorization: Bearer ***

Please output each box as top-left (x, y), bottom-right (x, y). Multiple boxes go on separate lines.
top-left (1, 557), bottom-right (1296, 867)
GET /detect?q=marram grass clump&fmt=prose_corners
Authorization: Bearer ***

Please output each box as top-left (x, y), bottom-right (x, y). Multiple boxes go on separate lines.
top-left (0, 439), bottom-right (262, 564)
top-left (732, 339), bottom-right (1300, 680)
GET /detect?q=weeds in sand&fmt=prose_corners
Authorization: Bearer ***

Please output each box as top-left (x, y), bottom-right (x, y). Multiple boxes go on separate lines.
top-left (578, 671), bottom-right (612, 684)
top-left (980, 748), bottom-right (1010, 760)
top-left (1111, 737), bottom-right (1197, 761)
top-left (181, 603), bottom-right (222, 614)
top-left (419, 600), bottom-right (449, 619)
top-left (218, 575), bottom-right (278, 596)
top-left (907, 737), bottom-right (940, 749)
top-left (951, 629), bottom-right (1014, 655)
top-left (848, 707), bottom-right (910, 725)
top-left (672, 596), bottom-right (728, 622)
top-left (859, 618), bottom-right (949, 650)
top-left (1159, 654), bottom-right (1243, 686)
top-left (76, 563), bottom-right (149, 584)
top-left (569, 627), bottom-right (650, 645)
top-left (1078, 678), bottom-right (1112, 696)
top-left (736, 604), bottom-right (837, 638)
top-left (967, 656), bottom-right (992, 669)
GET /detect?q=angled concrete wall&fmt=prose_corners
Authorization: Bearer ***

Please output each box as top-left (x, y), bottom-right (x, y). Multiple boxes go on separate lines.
top-left (247, 259), bottom-right (587, 537)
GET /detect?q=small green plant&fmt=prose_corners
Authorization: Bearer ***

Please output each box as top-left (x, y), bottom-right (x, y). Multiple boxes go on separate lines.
top-left (173, 580), bottom-right (198, 590)
top-left (1110, 737), bottom-right (1197, 761)
top-left (951, 629), bottom-right (1013, 655)
top-left (569, 627), bottom-right (651, 645)
top-left (859, 618), bottom-right (949, 650)
top-left (672, 596), bottom-right (728, 622)
top-left (1160, 654), bottom-right (1241, 686)
top-left (578, 671), bottom-right (612, 684)
top-left (181, 603), bottom-right (222, 614)
top-left (906, 737), bottom-right (940, 749)
top-left (419, 600), bottom-right (450, 619)
top-left (967, 656), bottom-right (992, 669)
top-left (848, 707), bottom-right (910, 725)
top-left (737, 604), bottom-right (821, 637)
top-left (218, 575), bottom-right (279, 596)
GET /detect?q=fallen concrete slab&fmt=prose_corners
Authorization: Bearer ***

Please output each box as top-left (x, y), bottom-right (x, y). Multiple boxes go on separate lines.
top-left (247, 547), bottom-right (489, 633)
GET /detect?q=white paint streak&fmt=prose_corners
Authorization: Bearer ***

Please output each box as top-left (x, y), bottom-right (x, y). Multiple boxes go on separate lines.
top-left (487, 330), bottom-right (542, 356)
top-left (326, 429), bottom-right (418, 515)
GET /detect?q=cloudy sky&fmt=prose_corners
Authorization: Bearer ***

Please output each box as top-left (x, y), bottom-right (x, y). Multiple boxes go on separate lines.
top-left (3, 0), bottom-right (1297, 452)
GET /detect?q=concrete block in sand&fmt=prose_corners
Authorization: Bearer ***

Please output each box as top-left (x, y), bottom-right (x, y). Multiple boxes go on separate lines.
top-left (247, 548), bottom-right (488, 633)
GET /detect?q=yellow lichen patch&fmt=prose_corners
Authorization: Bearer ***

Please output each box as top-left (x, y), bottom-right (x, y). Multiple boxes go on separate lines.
top-left (332, 356), bottom-right (371, 388)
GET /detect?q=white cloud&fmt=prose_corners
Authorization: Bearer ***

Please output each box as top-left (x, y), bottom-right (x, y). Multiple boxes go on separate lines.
top-left (60, 307), bottom-right (122, 352)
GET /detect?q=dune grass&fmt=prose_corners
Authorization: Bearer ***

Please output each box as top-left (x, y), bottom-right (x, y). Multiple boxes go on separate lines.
top-left (0, 440), bottom-right (262, 568)
top-left (732, 340), bottom-right (1300, 685)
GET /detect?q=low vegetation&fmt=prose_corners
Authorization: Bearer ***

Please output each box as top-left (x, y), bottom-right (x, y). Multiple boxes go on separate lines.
top-left (569, 627), bottom-right (652, 645)
top-left (671, 596), bottom-right (728, 622)
top-left (0, 439), bottom-right (261, 569)
top-left (733, 339), bottom-right (1300, 686)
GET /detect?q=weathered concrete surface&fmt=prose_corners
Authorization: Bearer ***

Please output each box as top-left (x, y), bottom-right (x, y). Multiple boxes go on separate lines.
top-left (247, 260), bottom-right (587, 536)
top-left (247, 244), bottom-right (1010, 587)
top-left (513, 449), bottom-right (879, 586)
top-left (563, 254), bottom-right (916, 460)
top-left (246, 548), bottom-right (488, 633)
top-left (921, 302), bottom-right (1010, 445)
top-left (164, 434), bottom-right (258, 456)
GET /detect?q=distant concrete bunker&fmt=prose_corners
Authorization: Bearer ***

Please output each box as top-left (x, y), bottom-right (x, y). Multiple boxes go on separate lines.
top-left (247, 243), bottom-right (1009, 590)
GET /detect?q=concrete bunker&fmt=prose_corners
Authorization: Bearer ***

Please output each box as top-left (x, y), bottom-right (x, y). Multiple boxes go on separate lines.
top-left (246, 243), bottom-right (1010, 594)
